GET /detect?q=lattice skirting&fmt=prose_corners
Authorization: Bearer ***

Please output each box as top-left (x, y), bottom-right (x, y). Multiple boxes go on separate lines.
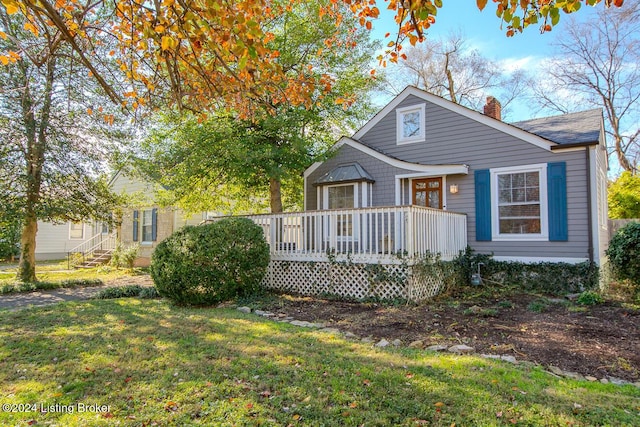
top-left (262, 260), bottom-right (446, 302)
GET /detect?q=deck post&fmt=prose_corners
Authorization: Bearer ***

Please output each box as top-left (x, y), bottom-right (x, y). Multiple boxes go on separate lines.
top-left (406, 206), bottom-right (414, 257)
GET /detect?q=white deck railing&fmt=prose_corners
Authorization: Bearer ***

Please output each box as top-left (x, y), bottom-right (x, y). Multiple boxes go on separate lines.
top-left (228, 206), bottom-right (467, 263)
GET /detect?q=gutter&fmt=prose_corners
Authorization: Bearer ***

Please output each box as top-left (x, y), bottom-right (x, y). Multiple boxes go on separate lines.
top-left (585, 147), bottom-right (594, 264)
top-left (550, 140), bottom-right (599, 151)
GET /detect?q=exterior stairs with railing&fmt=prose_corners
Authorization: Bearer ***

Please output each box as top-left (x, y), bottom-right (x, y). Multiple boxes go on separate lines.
top-left (68, 232), bottom-right (117, 269)
top-left (75, 249), bottom-right (113, 269)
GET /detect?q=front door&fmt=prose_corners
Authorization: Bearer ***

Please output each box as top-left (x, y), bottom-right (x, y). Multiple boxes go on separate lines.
top-left (412, 178), bottom-right (442, 209)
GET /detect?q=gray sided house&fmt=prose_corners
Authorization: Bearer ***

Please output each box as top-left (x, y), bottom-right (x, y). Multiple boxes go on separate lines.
top-left (304, 86), bottom-right (609, 266)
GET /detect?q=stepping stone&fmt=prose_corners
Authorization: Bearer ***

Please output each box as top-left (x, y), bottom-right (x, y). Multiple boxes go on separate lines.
top-left (426, 345), bottom-right (448, 352)
top-left (237, 306), bottom-right (251, 314)
top-left (447, 344), bottom-right (475, 354)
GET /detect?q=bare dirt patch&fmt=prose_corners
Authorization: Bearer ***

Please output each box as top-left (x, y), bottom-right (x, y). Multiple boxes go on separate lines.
top-left (256, 293), bottom-right (640, 382)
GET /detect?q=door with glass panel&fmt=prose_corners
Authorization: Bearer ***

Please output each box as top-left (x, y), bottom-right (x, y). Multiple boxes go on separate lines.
top-left (412, 178), bottom-right (442, 209)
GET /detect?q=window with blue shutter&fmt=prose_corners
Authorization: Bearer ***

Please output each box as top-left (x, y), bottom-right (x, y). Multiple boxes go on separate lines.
top-left (132, 210), bottom-right (139, 242)
top-left (474, 169), bottom-right (492, 241)
top-left (547, 162), bottom-right (568, 241)
top-left (151, 208), bottom-right (158, 241)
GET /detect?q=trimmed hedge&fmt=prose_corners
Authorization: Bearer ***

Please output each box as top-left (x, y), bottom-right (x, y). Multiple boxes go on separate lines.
top-left (150, 217), bottom-right (270, 306)
top-left (606, 222), bottom-right (640, 286)
top-left (451, 247), bottom-right (599, 295)
top-left (606, 222), bottom-right (640, 301)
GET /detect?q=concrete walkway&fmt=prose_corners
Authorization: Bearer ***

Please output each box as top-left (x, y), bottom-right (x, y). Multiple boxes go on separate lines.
top-left (0, 285), bottom-right (119, 311)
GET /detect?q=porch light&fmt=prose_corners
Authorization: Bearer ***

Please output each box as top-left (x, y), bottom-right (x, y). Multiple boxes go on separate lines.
top-left (449, 184), bottom-right (459, 194)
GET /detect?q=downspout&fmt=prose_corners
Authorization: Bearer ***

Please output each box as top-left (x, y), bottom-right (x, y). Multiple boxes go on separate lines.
top-left (585, 147), bottom-right (594, 264)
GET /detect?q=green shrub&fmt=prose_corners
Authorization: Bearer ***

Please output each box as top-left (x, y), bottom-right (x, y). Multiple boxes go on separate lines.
top-left (110, 242), bottom-right (140, 269)
top-left (94, 285), bottom-right (159, 299)
top-left (606, 222), bottom-right (640, 293)
top-left (527, 298), bottom-right (550, 313)
top-left (150, 217), bottom-right (270, 306)
top-left (452, 248), bottom-right (599, 295)
top-left (576, 290), bottom-right (603, 306)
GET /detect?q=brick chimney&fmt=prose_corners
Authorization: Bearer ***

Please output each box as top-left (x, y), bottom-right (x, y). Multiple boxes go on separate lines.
top-left (483, 96), bottom-right (501, 121)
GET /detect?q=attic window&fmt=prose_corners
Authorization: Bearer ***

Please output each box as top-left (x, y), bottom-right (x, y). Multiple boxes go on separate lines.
top-left (397, 104), bottom-right (425, 144)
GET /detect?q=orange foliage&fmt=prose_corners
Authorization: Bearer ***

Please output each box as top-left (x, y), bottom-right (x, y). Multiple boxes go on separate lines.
top-left (1, 0), bottom-right (622, 118)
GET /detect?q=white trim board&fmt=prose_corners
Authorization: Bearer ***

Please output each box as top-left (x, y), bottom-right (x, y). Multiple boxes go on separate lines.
top-left (310, 137), bottom-right (469, 176)
top-left (491, 256), bottom-right (589, 264)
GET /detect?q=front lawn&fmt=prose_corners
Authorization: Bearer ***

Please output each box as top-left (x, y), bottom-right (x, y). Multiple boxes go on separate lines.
top-left (0, 299), bottom-right (638, 426)
top-left (0, 261), bottom-right (142, 294)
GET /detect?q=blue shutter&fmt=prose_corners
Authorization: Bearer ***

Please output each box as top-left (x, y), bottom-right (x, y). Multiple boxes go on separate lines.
top-left (474, 169), bottom-right (492, 241)
top-left (151, 208), bottom-right (158, 241)
top-left (132, 210), bottom-right (139, 242)
top-left (547, 162), bottom-right (568, 241)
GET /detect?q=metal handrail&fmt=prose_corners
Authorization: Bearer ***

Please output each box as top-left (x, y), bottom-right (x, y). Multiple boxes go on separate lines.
top-left (67, 232), bottom-right (117, 269)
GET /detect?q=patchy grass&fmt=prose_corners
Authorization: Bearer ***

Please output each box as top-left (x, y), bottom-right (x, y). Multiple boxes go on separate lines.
top-left (0, 300), bottom-right (638, 426)
top-left (0, 262), bottom-right (142, 294)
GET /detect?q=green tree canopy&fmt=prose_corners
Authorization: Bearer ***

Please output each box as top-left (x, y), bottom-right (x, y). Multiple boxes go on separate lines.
top-left (136, 0), bottom-right (380, 214)
top-left (609, 172), bottom-right (640, 219)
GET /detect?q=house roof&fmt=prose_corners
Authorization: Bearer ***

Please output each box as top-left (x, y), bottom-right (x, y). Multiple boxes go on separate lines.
top-left (510, 109), bottom-right (603, 146)
top-left (352, 86), bottom-right (604, 152)
top-left (314, 163), bottom-right (375, 185)
top-left (304, 137), bottom-right (469, 179)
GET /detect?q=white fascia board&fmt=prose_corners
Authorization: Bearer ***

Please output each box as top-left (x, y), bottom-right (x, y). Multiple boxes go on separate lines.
top-left (492, 256), bottom-right (589, 264)
top-left (343, 138), bottom-right (469, 175)
top-left (589, 145), bottom-right (600, 265)
top-left (107, 169), bottom-right (123, 188)
top-left (303, 161), bottom-right (324, 178)
top-left (353, 86), bottom-right (556, 152)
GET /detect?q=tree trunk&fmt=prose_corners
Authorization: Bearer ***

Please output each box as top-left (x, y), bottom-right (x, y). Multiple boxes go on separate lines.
top-left (17, 213), bottom-right (38, 283)
top-left (16, 56), bottom-right (55, 282)
top-left (269, 177), bottom-right (283, 213)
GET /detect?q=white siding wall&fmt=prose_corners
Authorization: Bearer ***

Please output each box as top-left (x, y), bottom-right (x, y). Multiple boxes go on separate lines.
top-left (35, 221), bottom-right (95, 260)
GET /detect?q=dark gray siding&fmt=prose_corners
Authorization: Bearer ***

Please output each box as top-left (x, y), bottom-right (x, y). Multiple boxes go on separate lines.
top-left (306, 144), bottom-right (413, 210)
top-left (307, 94), bottom-right (594, 261)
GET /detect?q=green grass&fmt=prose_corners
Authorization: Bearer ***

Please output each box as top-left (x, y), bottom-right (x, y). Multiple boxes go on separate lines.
top-left (0, 261), bottom-right (141, 294)
top-left (0, 300), bottom-right (638, 426)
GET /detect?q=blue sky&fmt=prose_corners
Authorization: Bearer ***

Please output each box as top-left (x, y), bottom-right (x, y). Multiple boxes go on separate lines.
top-left (366, 2), bottom-right (602, 121)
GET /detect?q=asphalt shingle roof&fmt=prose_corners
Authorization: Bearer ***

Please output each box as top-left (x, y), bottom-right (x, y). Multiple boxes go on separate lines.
top-left (510, 109), bottom-right (602, 145)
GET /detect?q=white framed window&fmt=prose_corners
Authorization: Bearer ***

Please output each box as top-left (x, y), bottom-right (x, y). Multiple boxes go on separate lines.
top-left (491, 164), bottom-right (548, 241)
top-left (322, 183), bottom-right (359, 240)
top-left (69, 222), bottom-right (85, 240)
top-left (396, 104), bottom-right (426, 144)
top-left (142, 209), bottom-right (154, 242)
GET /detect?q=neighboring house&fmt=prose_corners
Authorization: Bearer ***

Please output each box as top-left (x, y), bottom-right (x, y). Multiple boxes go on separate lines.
top-left (35, 221), bottom-right (104, 261)
top-left (245, 86), bottom-right (608, 301)
top-left (109, 171), bottom-right (206, 267)
top-left (34, 171), bottom-right (207, 265)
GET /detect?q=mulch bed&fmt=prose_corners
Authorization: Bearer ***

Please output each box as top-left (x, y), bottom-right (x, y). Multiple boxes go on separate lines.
top-left (257, 293), bottom-right (640, 383)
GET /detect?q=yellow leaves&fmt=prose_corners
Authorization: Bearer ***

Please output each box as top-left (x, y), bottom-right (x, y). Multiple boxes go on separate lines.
top-left (2, 0), bottom-right (19, 15)
top-left (0, 30), bottom-right (5, 40)
top-left (23, 22), bottom-right (39, 36)
top-left (155, 24), bottom-right (165, 33)
top-left (161, 36), bottom-right (174, 51)
top-left (0, 51), bottom-right (19, 66)
top-left (164, 401), bottom-right (178, 412)
top-left (477, 0), bottom-right (488, 11)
